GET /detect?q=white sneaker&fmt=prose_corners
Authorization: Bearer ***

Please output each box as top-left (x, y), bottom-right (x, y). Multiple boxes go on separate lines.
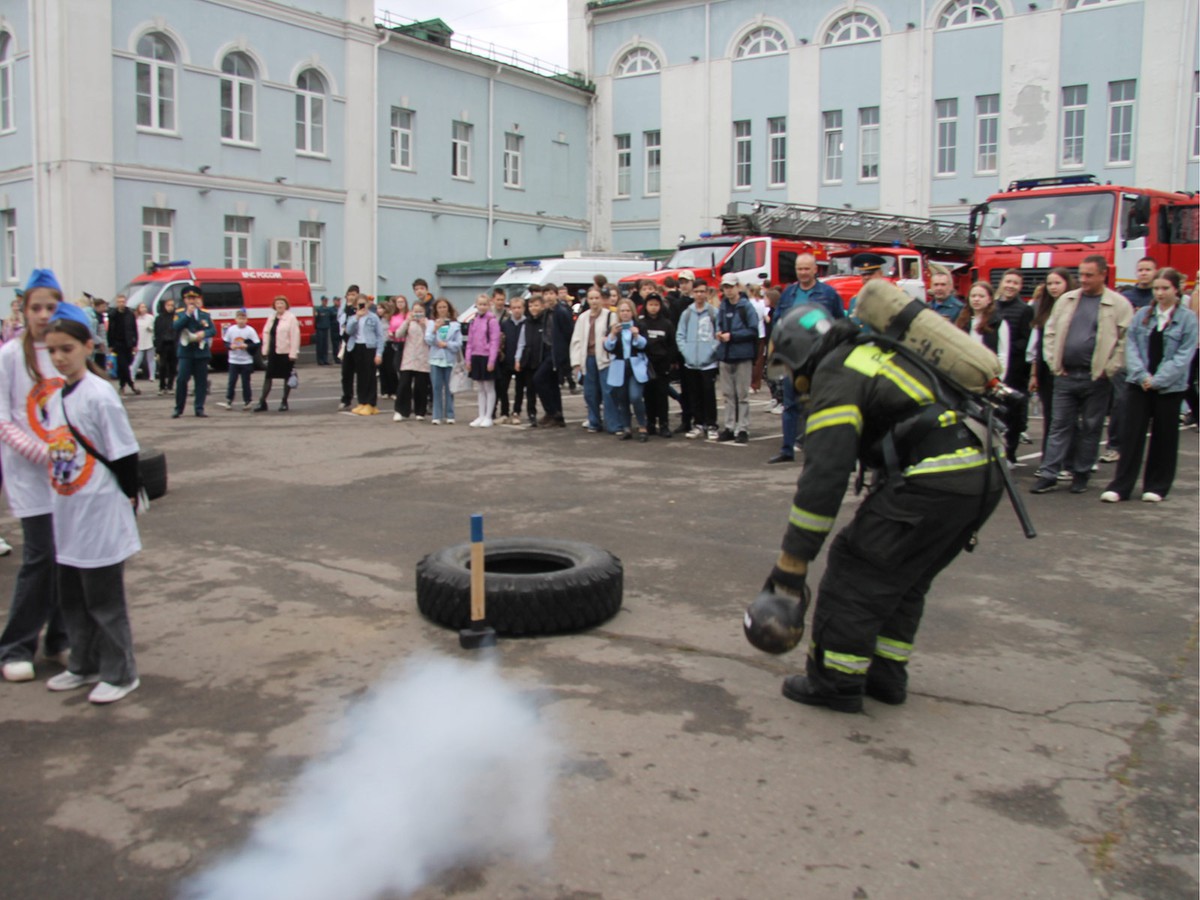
top-left (431, 419), bottom-right (441, 425)
top-left (1100, 491), bottom-right (1121, 503)
top-left (392, 412), bottom-right (405, 422)
top-left (2, 660), bottom-right (35, 682)
top-left (0, 537), bottom-right (12, 556)
top-left (88, 678), bottom-right (140, 704)
top-left (47, 670), bottom-right (101, 692)
top-left (446, 418), bottom-right (455, 424)
top-left (415, 414), bottom-right (424, 420)
top-left (479, 418), bottom-right (493, 427)
top-left (1141, 492), bottom-right (1164, 503)
top-left (685, 426), bottom-right (704, 439)
top-left (469, 417), bottom-right (483, 427)
top-left (1057, 471), bottom-right (1072, 481)
top-left (216, 401), bottom-right (232, 410)
top-left (706, 427), bottom-right (720, 441)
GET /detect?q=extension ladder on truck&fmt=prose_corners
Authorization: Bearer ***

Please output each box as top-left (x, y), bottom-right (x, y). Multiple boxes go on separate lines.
top-left (722, 201), bottom-right (975, 257)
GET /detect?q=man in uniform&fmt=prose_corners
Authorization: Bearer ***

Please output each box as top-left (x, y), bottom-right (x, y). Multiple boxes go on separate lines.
top-left (751, 303), bottom-right (1004, 712)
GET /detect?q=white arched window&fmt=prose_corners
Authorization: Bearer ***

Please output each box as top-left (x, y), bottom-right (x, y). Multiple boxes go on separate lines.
top-left (0, 33), bottom-right (13, 132)
top-left (615, 47), bottom-right (661, 77)
top-left (824, 12), bottom-right (883, 46)
top-left (295, 69), bottom-right (326, 154)
top-left (220, 52), bottom-right (256, 144)
top-left (136, 32), bottom-right (178, 131)
top-left (937, 0), bottom-right (1003, 29)
top-left (735, 26), bottom-right (787, 59)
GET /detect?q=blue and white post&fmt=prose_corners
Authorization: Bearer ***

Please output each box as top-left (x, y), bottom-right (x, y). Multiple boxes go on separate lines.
top-left (459, 513), bottom-right (497, 649)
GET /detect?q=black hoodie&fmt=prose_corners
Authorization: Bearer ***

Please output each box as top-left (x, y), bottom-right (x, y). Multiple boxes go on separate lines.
top-left (636, 307), bottom-right (676, 374)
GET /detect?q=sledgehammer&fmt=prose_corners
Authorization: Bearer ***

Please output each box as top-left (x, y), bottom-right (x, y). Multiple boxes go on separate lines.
top-left (459, 514), bottom-right (497, 650)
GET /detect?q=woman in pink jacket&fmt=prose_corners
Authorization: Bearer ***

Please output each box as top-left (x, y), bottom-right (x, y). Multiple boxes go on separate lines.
top-left (465, 293), bottom-right (501, 427)
top-left (253, 296), bottom-right (301, 412)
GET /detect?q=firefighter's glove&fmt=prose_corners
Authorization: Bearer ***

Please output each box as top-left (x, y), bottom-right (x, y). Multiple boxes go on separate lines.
top-left (768, 552), bottom-right (808, 600)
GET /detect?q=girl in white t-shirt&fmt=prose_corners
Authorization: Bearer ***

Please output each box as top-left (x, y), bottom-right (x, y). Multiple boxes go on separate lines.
top-left (43, 312), bottom-right (142, 704)
top-left (0, 270), bottom-right (70, 683)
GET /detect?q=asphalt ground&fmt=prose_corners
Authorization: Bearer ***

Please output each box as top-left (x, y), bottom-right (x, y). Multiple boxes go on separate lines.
top-left (0, 351), bottom-right (1196, 900)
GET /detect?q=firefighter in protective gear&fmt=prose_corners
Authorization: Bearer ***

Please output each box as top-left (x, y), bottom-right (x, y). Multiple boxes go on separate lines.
top-left (757, 304), bottom-right (1004, 713)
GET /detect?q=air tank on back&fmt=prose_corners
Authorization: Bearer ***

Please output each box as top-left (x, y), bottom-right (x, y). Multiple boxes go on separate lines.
top-left (854, 280), bottom-right (1004, 395)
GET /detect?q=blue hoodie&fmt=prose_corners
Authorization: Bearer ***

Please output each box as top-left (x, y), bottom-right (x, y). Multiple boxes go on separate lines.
top-left (676, 301), bottom-right (719, 370)
top-left (714, 295), bottom-right (759, 363)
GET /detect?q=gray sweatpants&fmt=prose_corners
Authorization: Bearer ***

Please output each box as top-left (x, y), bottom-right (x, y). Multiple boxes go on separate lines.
top-left (58, 561), bottom-right (137, 686)
top-left (719, 360), bottom-right (752, 435)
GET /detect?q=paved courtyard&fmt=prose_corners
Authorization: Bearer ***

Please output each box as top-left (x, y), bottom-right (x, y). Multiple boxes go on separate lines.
top-left (1, 355), bottom-right (1196, 900)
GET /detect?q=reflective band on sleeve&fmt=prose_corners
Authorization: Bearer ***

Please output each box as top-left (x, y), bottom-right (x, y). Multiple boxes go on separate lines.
top-left (875, 636), bottom-right (913, 662)
top-left (843, 344), bottom-right (889, 377)
top-left (806, 404), bottom-right (864, 436)
top-left (878, 360), bottom-right (934, 405)
top-left (903, 447), bottom-right (989, 477)
top-left (824, 650), bottom-right (871, 675)
top-left (788, 504), bottom-right (835, 533)
top-left (937, 410), bottom-right (959, 427)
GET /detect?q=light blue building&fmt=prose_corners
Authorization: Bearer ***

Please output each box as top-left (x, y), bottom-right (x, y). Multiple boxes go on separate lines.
top-left (0, 0), bottom-right (592, 302)
top-left (573, 0), bottom-right (1198, 251)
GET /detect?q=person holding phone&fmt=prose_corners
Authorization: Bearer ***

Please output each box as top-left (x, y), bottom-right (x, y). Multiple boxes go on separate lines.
top-left (393, 304), bottom-right (431, 421)
top-left (603, 297), bottom-right (650, 441)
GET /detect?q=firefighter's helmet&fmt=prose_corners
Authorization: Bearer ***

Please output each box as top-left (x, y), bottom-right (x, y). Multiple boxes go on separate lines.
top-left (766, 304), bottom-right (835, 383)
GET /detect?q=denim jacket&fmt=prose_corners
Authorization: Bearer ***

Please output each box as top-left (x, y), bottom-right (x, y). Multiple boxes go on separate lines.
top-left (1125, 303), bottom-right (1198, 394)
top-left (345, 311), bottom-right (385, 353)
top-left (425, 319), bottom-right (463, 367)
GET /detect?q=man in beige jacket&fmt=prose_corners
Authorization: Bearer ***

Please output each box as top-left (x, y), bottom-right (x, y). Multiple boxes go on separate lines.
top-left (1031, 255), bottom-right (1133, 494)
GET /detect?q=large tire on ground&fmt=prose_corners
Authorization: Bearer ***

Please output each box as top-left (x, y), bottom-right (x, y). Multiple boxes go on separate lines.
top-left (416, 538), bottom-right (622, 636)
top-left (139, 448), bottom-right (168, 500)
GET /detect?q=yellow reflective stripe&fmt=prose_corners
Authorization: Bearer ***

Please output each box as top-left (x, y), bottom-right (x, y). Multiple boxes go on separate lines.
top-left (824, 650), bottom-right (871, 675)
top-left (878, 360), bottom-right (934, 405)
top-left (843, 344), bottom-right (891, 377)
top-left (938, 410), bottom-right (958, 426)
top-left (875, 637), bottom-right (913, 661)
top-left (789, 505), bottom-right (834, 533)
top-left (806, 404), bottom-right (863, 436)
top-left (903, 447), bottom-right (989, 477)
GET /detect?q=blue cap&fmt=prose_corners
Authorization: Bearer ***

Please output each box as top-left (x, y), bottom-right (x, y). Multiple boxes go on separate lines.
top-left (24, 268), bottom-right (62, 294)
top-left (50, 302), bottom-right (94, 330)
top-left (236, 308), bottom-right (248, 315)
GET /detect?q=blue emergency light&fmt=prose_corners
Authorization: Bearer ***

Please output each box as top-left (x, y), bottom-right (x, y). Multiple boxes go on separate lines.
top-left (1007, 174), bottom-right (1099, 192)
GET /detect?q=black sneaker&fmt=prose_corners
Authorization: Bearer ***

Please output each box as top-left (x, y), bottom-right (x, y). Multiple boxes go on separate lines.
top-left (781, 675), bottom-right (862, 714)
top-left (716, 429), bottom-right (735, 443)
top-left (1069, 474), bottom-right (1089, 494)
top-left (1030, 477), bottom-right (1058, 494)
top-left (660, 426), bottom-right (672, 438)
top-left (734, 431), bottom-right (749, 444)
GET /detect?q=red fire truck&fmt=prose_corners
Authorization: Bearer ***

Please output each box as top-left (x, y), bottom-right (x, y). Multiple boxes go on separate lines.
top-left (722, 201), bottom-right (975, 307)
top-left (969, 175), bottom-right (1199, 295)
top-left (119, 262), bottom-right (315, 358)
top-left (618, 234), bottom-right (829, 295)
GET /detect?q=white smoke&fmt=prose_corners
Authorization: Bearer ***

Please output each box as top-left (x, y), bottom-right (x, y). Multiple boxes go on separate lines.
top-left (179, 655), bottom-right (560, 900)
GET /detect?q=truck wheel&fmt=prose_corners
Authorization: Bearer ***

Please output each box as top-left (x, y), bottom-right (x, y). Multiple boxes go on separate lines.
top-left (416, 538), bottom-right (622, 636)
top-left (139, 448), bottom-right (168, 500)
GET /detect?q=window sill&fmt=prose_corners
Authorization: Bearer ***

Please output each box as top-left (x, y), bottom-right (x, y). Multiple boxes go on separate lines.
top-left (0, 127), bottom-right (14, 137)
top-left (390, 165), bottom-right (416, 173)
top-left (503, 184), bottom-right (524, 191)
top-left (1104, 160), bottom-right (1134, 168)
top-left (137, 127), bottom-right (181, 139)
top-left (643, 193), bottom-right (661, 198)
top-left (933, 173), bottom-right (957, 179)
top-left (858, 177), bottom-right (880, 184)
top-left (296, 150), bottom-right (329, 160)
top-left (1060, 162), bottom-right (1086, 170)
top-left (974, 170), bottom-right (997, 177)
top-left (613, 195), bottom-right (630, 201)
top-left (732, 185), bottom-right (752, 192)
top-left (766, 183), bottom-right (787, 190)
top-left (821, 180), bottom-right (844, 186)
top-left (451, 175), bottom-right (474, 183)
top-left (221, 139), bottom-right (260, 150)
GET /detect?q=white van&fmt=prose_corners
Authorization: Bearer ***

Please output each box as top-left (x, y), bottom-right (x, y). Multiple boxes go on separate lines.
top-left (491, 252), bottom-right (655, 302)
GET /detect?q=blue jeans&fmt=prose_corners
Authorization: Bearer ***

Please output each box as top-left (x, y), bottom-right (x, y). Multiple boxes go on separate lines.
top-left (583, 357), bottom-right (603, 429)
top-left (226, 362), bottom-right (254, 403)
top-left (430, 365), bottom-right (454, 421)
top-left (780, 376), bottom-right (808, 456)
top-left (611, 375), bottom-right (646, 431)
top-left (1036, 373), bottom-right (1112, 479)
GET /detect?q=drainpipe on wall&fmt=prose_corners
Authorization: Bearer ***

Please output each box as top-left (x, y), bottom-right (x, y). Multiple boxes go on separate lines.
top-left (28, 0), bottom-right (44, 265)
top-left (486, 67), bottom-right (498, 259)
top-left (371, 25), bottom-right (390, 287)
top-left (704, 0), bottom-right (711, 224)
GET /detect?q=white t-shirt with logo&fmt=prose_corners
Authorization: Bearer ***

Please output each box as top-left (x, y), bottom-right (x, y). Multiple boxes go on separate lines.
top-left (223, 323), bottom-right (260, 366)
top-left (46, 372), bottom-right (141, 568)
top-left (0, 339), bottom-right (63, 518)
